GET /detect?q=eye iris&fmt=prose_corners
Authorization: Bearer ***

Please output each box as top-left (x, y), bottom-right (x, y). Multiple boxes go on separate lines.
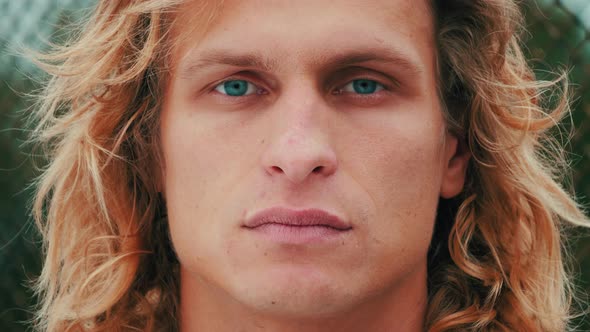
top-left (352, 79), bottom-right (377, 94)
top-left (224, 80), bottom-right (248, 96)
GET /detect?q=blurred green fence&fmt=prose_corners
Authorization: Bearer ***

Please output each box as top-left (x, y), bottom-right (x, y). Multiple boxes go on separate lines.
top-left (0, 1), bottom-right (589, 331)
top-left (523, 4), bottom-right (590, 330)
top-left (525, 0), bottom-right (590, 207)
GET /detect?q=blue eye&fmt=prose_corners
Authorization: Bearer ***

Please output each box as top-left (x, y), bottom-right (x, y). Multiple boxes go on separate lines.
top-left (342, 79), bottom-right (384, 94)
top-left (215, 80), bottom-right (258, 96)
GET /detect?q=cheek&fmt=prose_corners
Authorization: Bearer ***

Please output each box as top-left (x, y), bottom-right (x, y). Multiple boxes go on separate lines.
top-left (160, 99), bottom-right (250, 201)
top-left (159, 110), bottom-right (227, 266)
top-left (344, 113), bottom-right (445, 265)
top-left (348, 113), bottom-right (445, 207)
top-left (159, 103), bottom-right (262, 273)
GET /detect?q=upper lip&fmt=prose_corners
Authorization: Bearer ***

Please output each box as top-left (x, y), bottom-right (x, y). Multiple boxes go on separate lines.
top-left (243, 207), bottom-right (352, 230)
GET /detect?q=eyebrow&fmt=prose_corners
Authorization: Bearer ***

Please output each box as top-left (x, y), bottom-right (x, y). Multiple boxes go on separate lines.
top-left (178, 47), bottom-right (424, 79)
top-left (180, 50), bottom-right (278, 77)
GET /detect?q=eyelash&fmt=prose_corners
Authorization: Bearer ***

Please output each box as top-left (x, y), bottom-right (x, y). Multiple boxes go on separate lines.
top-left (213, 79), bottom-right (268, 97)
top-left (209, 76), bottom-right (394, 104)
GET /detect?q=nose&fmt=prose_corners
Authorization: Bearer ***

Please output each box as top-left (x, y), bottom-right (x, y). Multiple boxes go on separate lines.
top-left (263, 132), bottom-right (338, 183)
top-left (261, 90), bottom-right (338, 184)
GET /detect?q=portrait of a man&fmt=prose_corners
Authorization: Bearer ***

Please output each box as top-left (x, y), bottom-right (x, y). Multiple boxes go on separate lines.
top-left (17, 0), bottom-right (590, 331)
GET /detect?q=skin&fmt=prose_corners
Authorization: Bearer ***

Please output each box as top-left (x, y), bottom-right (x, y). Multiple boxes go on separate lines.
top-left (160, 0), bottom-right (471, 331)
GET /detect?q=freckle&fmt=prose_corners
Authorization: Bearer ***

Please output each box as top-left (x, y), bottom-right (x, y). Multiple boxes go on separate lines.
top-left (260, 138), bottom-right (265, 144)
top-left (264, 252), bottom-right (268, 256)
top-left (271, 301), bottom-right (276, 305)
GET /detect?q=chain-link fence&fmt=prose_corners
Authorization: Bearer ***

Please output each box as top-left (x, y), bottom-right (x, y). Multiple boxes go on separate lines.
top-left (0, 0), bottom-right (93, 76)
top-left (1, 2), bottom-right (93, 331)
top-left (524, 1), bottom-right (590, 329)
top-left (525, 0), bottom-right (590, 203)
top-left (0, 1), bottom-right (589, 331)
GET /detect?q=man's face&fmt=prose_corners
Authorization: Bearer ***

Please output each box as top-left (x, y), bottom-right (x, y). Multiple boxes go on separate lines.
top-left (161, 0), bottom-right (467, 318)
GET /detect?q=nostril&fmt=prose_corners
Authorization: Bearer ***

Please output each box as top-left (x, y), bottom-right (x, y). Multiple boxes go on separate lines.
top-left (313, 166), bottom-right (323, 173)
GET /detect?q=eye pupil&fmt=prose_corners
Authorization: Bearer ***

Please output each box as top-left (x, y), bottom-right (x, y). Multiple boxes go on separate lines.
top-left (223, 80), bottom-right (249, 96)
top-left (353, 79), bottom-right (378, 94)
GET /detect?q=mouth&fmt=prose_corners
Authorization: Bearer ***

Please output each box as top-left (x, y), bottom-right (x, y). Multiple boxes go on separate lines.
top-left (242, 207), bottom-right (352, 244)
top-left (243, 207), bottom-right (352, 230)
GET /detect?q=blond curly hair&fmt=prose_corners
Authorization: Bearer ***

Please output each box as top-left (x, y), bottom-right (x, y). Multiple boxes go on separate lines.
top-left (29, 0), bottom-right (589, 331)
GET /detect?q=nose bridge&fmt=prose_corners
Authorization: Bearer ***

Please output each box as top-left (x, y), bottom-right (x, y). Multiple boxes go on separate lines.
top-left (261, 80), bottom-right (338, 184)
top-left (280, 76), bottom-right (320, 124)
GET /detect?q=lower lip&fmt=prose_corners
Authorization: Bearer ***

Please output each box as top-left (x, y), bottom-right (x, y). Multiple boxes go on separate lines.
top-left (245, 223), bottom-right (351, 244)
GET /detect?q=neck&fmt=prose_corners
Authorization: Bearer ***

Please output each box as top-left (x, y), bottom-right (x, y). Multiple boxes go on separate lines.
top-left (179, 265), bottom-right (428, 332)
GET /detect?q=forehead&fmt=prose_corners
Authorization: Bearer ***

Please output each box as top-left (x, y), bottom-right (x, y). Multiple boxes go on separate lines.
top-left (171, 0), bottom-right (435, 76)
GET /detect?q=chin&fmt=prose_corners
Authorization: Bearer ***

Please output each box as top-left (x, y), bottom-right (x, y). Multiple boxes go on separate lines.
top-left (229, 266), bottom-right (356, 318)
